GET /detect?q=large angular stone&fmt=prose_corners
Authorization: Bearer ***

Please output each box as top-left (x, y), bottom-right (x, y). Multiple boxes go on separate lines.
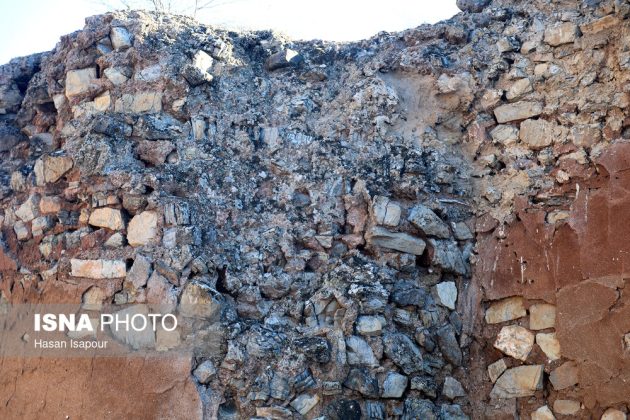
top-left (490, 365), bottom-right (544, 398)
top-left (178, 281), bottom-right (222, 320)
top-left (442, 376), bottom-right (466, 400)
top-left (35, 155), bottom-right (74, 184)
top-left (15, 194), bottom-right (40, 222)
top-left (383, 333), bottom-right (423, 374)
top-left (373, 196), bottom-right (401, 227)
top-left (428, 239), bottom-right (467, 275)
top-left (381, 372), bottom-right (408, 398)
top-left (109, 305), bottom-right (155, 350)
top-left (494, 325), bottom-right (535, 361)
top-left (485, 297), bottom-right (527, 324)
top-left (110, 26), bottom-right (132, 50)
top-left (127, 254), bottom-right (152, 288)
top-left (490, 124), bottom-right (519, 146)
top-left (529, 303), bottom-right (556, 330)
top-left (136, 140), bottom-right (174, 165)
top-left (346, 335), bottom-right (379, 367)
top-left (193, 360), bottom-right (216, 384)
top-left (494, 101), bottom-right (543, 123)
top-left (549, 361), bottom-right (578, 390)
top-left (343, 368), bottom-right (379, 397)
top-left (182, 50), bottom-right (214, 86)
top-left (127, 211), bottom-right (159, 246)
top-left (66, 67), bottom-right (97, 97)
top-left (408, 204), bottom-right (450, 238)
top-left (437, 324), bottom-right (463, 366)
top-left (519, 119), bottom-right (557, 150)
top-left (601, 409), bottom-right (627, 420)
top-left (290, 393), bottom-right (319, 415)
top-left (487, 359), bottom-right (507, 383)
top-left (70, 259), bottom-right (126, 279)
top-left (114, 92), bottom-right (162, 113)
top-left (553, 400), bottom-right (580, 416)
top-left (544, 22), bottom-right (578, 46)
top-left (266, 49), bottom-right (302, 71)
top-left (506, 78), bottom-right (532, 102)
top-left (88, 207), bottom-right (125, 230)
top-left (367, 226), bottom-right (426, 255)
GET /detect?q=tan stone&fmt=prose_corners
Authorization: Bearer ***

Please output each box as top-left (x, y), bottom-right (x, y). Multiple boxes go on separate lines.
top-left (601, 408), bottom-right (627, 420)
top-left (580, 15), bottom-right (619, 35)
top-left (178, 281), bottom-right (222, 320)
top-left (494, 101), bottom-right (543, 123)
top-left (544, 22), bottom-right (578, 46)
top-left (94, 91), bottom-right (111, 111)
top-left (104, 67), bottom-right (129, 85)
top-left (490, 124), bottom-right (519, 146)
top-left (15, 194), bottom-right (40, 222)
top-left (553, 400), bottom-right (580, 416)
top-left (494, 325), bottom-right (535, 361)
top-left (490, 365), bottom-right (544, 398)
top-left (536, 332), bottom-right (561, 360)
top-left (66, 67), bottom-right (97, 97)
top-left (529, 303), bottom-right (556, 330)
top-left (127, 211), bottom-right (159, 246)
top-left (519, 119), bottom-right (556, 150)
top-left (156, 327), bottom-right (181, 351)
top-left (549, 361), bottom-right (579, 390)
top-left (37, 155), bottom-right (73, 184)
top-left (532, 405), bottom-right (556, 420)
top-left (488, 358), bottom-right (507, 383)
top-left (373, 196), bottom-right (401, 226)
top-left (70, 259), bottom-right (126, 279)
top-left (114, 92), bottom-right (162, 113)
top-left (89, 207), bottom-right (125, 230)
top-left (39, 196), bottom-right (62, 214)
top-left (506, 78), bottom-right (532, 102)
top-left (485, 296), bottom-right (527, 324)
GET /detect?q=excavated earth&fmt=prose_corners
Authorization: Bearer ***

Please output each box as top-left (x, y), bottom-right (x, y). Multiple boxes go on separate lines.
top-left (1, 0), bottom-right (630, 418)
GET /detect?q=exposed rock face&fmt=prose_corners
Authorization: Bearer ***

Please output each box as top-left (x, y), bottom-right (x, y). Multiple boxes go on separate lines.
top-left (2, 0), bottom-right (630, 418)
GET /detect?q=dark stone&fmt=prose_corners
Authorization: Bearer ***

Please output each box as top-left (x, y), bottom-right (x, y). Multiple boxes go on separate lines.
top-left (402, 398), bottom-right (437, 420)
top-left (365, 401), bottom-right (385, 420)
top-left (436, 324), bottom-right (462, 366)
top-left (456, 0), bottom-right (491, 13)
top-left (92, 114), bottom-right (132, 138)
top-left (323, 399), bottom-right (362, 420)
top-left (343, 368), bottom-right (379, 397)
top-left (383, 333), bottom-right (424, 375)
top-left (440, 404), bottom-right (469, 420)
top-left (293, 368), bottom-right (316, 393)
top-left (410, 376), bottom-right (438, 398)
top-left (391, 281), bottom-right (427, 307)
top-left (293, 336), bottom-right (331, 363)
top-left (265, 49), bottom-right (303, 71)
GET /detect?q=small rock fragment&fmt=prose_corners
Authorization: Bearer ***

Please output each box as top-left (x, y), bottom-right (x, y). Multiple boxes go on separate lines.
top-left (367, 226), bottom-right (426, 255)
top-left (88, 207), bottom-right (124, 230)
top-left (553, 400), bottom-right (580, 416)
top-left (382, 372), bottom-right (408, 398)
top-left (544, 22), bottom-right (579, 46)
top-left (536, 332), bottom-right (560, 360)
top-left (70, 259), bottom-right (126, 279)
top-left (436, 281), bottom-right (457, 310)
top-left (66, 68), bottom-right (97, 97)
top-left (494, 101), bottom-right (543, 123)
top-left (266, 49), bottom-right (302, 71)
top-left (549, 361), bottom-right (579, 390)
top-left (193, 360), bottom-right (216, 384)
top-left (532, 405), bottom-right (556, 420)
top-left (487, 359), bottom-right (507, 383)
top-left (127, 211), bottom-right (158, 247)
top-left (442, 376), bottom-right (466, 400)
top-left (408, 204), bottom-right (450, 238)
top-left (110, 26), bottom-right (132, 50)
top-left (601, 408), bottom-right (627, 420)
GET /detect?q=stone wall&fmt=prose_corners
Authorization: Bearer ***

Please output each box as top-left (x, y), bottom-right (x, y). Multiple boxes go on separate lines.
top-left (1, 0), bottom-right (629, 418)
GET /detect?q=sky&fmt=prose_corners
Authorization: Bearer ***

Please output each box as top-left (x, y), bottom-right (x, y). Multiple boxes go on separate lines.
top-left (0, 0), bottom-right (459, 65)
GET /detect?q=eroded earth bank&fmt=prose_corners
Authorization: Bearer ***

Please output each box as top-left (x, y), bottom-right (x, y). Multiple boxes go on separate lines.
top-left (1, 0), bottom-right (630, 418)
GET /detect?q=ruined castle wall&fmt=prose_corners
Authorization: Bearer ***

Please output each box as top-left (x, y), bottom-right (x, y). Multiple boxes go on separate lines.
top-left (1, 1), bottom-right (630, 418)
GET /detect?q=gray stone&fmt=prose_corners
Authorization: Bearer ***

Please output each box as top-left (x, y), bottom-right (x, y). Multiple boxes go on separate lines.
top-left (373, 196), bottom-right (401, 226)
top-left (290, 393), bottom-right (319, 415)
top-left (403, 398), bottom-right (437, 420)
top-left (443, 377), bottom-right (466, 400)
top-left (108, 305), bottom-right (156, 350)
top-left (346, 335), bottom-right (379, 367)
top-left (381, 372), bottom-right (408, 398)
top-left (127, 254), bottom-right (152, 288)
top-left (410, 375), bottom-right (437, 398)
top-left (490, 124), bottom-right (519, 146)
top-left (440, 404), bottom-right (470, 420)
top-left (485, 297), bottom-right (527, 324)
top-left (436, 324), bottom-right (462, 366)
top-left (428, 239), bottom-right (467, 275)
top-left (343, 368), bottom-right (379, 397)
top-left (110, 26), bottom-right (132, 50)
top-left (193, 360), bottom-right (216, 384)
top-left (391, 281), bottom-right (427, 307)
top-left (182, 50), bottom-right (214, 86)
top-left (104, 67), bottom-right (130, 85)
top-left (383, 333), bottom-right (423, 374)
top-left (487, 359), bottom-right (507, 383)
top-left (356, 315), bottom-right (384, 336)
top-left (15, 194), bottom-right (40, 222)
top-left (266, 49), bottom-right (302, 71)
top-left (456, 0), bottom-right (490, 12)
top-left (367, 226), bottom-right (426, 255)
top-left (408, 204), bottom-right (450, 238)
top-left (531, 405), bottom-right (555, 420)
top-left (436, 281), bottom-right (457, 310)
